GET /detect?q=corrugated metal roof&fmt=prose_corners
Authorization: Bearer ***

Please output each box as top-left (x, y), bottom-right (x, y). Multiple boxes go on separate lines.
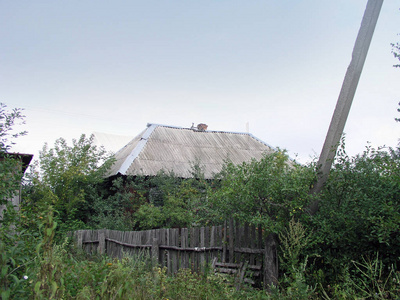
top-left (108, 123), bottom-right (277, 179)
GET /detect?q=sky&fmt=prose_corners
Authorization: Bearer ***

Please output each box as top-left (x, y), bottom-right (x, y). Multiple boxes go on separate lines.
top-left (1, 0), bottom-right (399, 164)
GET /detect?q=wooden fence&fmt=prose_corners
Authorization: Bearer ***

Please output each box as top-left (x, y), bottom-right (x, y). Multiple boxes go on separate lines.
top-left (72, 220), bottom-right (278, 288)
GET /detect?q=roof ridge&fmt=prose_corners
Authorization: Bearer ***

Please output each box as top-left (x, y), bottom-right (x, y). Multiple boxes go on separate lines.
top-left (146, 122), bottom-right (277, 151)
top-left (117, 124), bottom-right (158, 174)
top-left (147, 123), bottom-right (184, 130)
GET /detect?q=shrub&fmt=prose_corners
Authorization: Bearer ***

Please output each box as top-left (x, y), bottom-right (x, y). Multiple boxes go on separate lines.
top-left (305, 143), bottom-right (400, 295)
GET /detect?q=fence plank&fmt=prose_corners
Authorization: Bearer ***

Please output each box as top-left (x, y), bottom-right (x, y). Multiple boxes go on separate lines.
top-left (122, 231), bottom-right (127, 257)
top-left (249, 225), bottom-right (256, 266)
top-left (159, 229), bottom-right (166, 268)
top-left (116, 231), bottom-right (123, 259)
top-left (235, 221), bottom-right (241, 262)
top-left (222, 221), bottom-right (227, 263)
top-left (144, 230), bottom-right (153, 255)
top-left (166, 229), bottom-right (172, 274)
top-left (264, 233), bottom-right (278, 289)
top-left (205, 226), bottom-right (210, 267)
top-left (191, 227), bottom-right (199, 271)
top-left (99, 229), bottom-right (105, 255)
top-left (112, 231), bottom-right (117, 258)
top-left (258, 225), bottom-right (263, 249)
top-left (155, 229), bottom-right (160, 263)
top-left (77, 230), bottom-right (83, 249)
top-left (243, 223), bottom-right (249, 261)
top-left (152, 236), bottom-right (159, 263)
top-left (229, 219), bottom-right (234, 263)
top-left (181, 228), bottom-right (189, 269)
top-left (108, 230), bottom-right (114, 257)
top-left (209, 226), bottom-right (216, 265)
top-left (217, 225), bottom-right (223, 262)
top-left (171, 228), bottom-right (179, 274)
top-left (106, 230), bottom-right (110, 256)
top-left (200, 227), bottom-right (205, 271)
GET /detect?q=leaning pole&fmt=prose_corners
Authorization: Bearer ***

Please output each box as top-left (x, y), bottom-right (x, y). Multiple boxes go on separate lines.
top-left (308, 0), bottom-right (383, 214)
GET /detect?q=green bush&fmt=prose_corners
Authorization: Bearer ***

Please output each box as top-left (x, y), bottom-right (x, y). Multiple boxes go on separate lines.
top-left (0, 207), bottom-right (38, 300)
top-left (209, 150), bottom-right (316, 234)
top-left (24, 134), bottom-right (115, 226)
top-left (305, 143), bottom-right (400, 296)
top-left (95, 168), bottom-right (213, 230)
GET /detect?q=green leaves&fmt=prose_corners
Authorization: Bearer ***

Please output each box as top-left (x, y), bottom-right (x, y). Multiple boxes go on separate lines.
top-left (209, 150), bottom-right (315, 234)
top-left (0, 104), bottom-right (38, 299)
top-left (25, 134), bottom-right (115, 227)
top-left (0, 103), bottom-right (27, 152)
top-left (306, 144), bottom-right (400, 290)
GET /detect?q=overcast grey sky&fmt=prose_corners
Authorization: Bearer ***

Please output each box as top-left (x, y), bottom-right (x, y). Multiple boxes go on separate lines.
top-left (1, 1), bottom-right (399, 163)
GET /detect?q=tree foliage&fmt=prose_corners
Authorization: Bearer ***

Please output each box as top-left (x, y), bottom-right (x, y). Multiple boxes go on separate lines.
top-left (25, 134), bottom-right (115, 225)
top-left (0, 103), bottom-right (38, 299)
top-left (91, 167), bottom-right (211, 231)
top-left (0, 103), bottom-right (27, 153)
top-left (306, 143), bottom-right (400, 289)
top-left (0, 103), bottom-right (27, 202)
top-left (208, 150), bottom-right (316, 234)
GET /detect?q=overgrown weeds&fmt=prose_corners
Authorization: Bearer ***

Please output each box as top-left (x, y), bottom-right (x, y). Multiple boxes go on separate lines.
top-left (320, 253), bottom-right (400, 299)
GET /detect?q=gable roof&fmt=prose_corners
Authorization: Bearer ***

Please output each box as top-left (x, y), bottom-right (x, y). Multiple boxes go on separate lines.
top-left (108, 123), bottom-right (276, 179)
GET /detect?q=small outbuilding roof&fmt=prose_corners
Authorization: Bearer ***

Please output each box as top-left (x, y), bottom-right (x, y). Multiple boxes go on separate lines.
top-left (108, 123), bottom-right (276, 179)
top-left (0, 152), bottom-right (33, 174)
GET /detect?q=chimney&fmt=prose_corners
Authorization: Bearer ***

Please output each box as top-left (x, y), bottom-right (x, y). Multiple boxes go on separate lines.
top-left (197, 123), bottom-right (208, 131)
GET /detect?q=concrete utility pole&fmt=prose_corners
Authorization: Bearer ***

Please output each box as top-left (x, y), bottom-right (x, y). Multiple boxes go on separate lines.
top-left (309, 0), bottom-right (383, 214)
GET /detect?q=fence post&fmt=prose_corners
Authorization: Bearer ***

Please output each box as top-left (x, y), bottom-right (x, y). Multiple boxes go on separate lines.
top-left (263, 233), bottom-right (278, 290)
top-left (98, 229), bottom-right (106, 255)
top-left (152, 237), bottom-right (159, 265)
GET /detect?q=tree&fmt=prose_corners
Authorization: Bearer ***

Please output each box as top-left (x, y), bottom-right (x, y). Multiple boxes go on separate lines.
top-left (93, 166), bottom-right (212, 231)
top-left (0, 103), bottom-right (27, 153)
top-left (208, 151), bottom-right (315, 233)
top-left (0, 102), bottom-right (27, 206)
top-left (305, 143), bottom-right (400, 289)
top-left (0, 103), bottom-right (37, 299)
top-left (25, 134), bottom-right (115, 226)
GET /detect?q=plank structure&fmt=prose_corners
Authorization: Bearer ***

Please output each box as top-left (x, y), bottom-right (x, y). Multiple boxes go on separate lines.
top-left (72, 220), bottom-right (277, 288)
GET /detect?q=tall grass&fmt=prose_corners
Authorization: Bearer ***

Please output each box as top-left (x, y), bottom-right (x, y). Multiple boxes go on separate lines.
top-left (30, 237), bottom-right (269, 299)
top-left (3, 206), bottom-right (400, 299)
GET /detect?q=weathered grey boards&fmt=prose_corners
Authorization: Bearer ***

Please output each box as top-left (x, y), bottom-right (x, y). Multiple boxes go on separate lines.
top-left (73, 221), bottom-right (277, 287)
